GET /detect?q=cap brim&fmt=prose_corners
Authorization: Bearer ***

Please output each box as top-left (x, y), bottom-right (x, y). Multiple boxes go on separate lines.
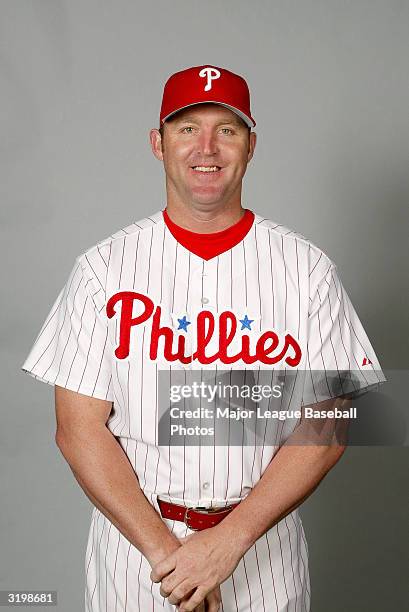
top-left (162, 101), bottom-right (256, 128)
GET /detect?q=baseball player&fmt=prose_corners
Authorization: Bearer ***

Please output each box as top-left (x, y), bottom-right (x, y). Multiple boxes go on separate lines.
top-left (21, 64), bottom-right (386, 612)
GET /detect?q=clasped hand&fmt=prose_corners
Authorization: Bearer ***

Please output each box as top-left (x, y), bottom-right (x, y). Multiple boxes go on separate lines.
top-left (150, 525), bottom-right (242, 611)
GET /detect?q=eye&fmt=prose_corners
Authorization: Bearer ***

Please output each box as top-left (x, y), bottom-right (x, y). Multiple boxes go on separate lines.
top-left (221, 128), bottom-right (234, 135)
top-left (181, 126), bottom-right (195, 133)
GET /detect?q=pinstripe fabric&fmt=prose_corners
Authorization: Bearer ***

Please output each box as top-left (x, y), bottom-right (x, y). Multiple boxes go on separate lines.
top-left (21, 209), bottom-right (386, 611)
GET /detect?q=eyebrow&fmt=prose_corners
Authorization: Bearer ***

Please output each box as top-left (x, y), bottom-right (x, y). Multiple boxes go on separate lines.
top-left (172, 115), bottom-right (243, 127)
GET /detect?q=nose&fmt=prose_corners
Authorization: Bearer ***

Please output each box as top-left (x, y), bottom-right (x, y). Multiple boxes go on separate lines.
top-left (197, 128), bottom-right (219, 157)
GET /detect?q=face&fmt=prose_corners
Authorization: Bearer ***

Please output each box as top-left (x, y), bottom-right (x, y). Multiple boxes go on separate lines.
top-left (150, 103), bottom-right (257, 209)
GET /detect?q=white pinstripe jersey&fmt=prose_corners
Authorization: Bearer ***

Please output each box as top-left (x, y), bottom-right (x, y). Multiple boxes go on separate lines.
top-left (22, 210), bottom-right (385, 612)
top-left (21, 208), bottom-right (386, 611)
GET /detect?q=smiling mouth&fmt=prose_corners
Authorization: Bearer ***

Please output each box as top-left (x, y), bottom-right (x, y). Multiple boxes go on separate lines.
top-left (190, 166), bottom-right (222, 173)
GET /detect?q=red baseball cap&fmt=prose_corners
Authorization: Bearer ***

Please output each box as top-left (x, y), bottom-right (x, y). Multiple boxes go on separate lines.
top-left (159, 64), bottom-right (256, 128)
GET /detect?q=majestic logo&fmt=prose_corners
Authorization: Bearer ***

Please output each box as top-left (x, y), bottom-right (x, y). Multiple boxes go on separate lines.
top-left (106, 291), bottom-right (302, 367)
top-left (199, 67), bottom-right (221, 91)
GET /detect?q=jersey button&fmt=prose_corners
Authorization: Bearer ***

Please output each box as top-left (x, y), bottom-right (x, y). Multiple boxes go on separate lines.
top-left (201, 297), bottom-right (209, 304)
top-left (202, 482), bottom-right (210, 490)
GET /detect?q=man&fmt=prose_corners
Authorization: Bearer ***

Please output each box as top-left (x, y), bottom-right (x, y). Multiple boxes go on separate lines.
top-left (21, 64), bottom-right (386, 611)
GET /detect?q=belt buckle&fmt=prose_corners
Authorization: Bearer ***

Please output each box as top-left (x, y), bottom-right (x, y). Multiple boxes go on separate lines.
top-left (183, 505), bottom-right (232, 531)
top-left (183, 506), bottom-right (203, 531)
top-left (204, 504), bottom-right (234, 513)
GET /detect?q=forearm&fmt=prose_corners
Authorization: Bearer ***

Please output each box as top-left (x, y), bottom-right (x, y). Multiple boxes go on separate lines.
top-left (56, 424), bottom-right (180, 566)
top-left (216, 442), bottom-right (345, 555)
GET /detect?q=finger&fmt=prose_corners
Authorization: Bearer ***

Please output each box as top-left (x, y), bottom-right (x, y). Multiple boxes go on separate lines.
top-left (159, 575), bottom-right (188, 599)
top-left (178, 594), bottom-right (205, 612)
top-left (205, 587), bottom-right (222, 612)
top-left (150, 553), bottom-right (177, 582)
top-left (177, 586), bottom-right (208, 612)
top-left (167, 580), bottom-right (195, 605)
top-left (177, 600), bottom-right (204, 612)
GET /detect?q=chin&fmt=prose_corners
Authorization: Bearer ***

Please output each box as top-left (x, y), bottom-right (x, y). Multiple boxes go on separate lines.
top-left (190, 185), bottom-right (225, 198)
top-left (190, 194), bottom-right (226, 207)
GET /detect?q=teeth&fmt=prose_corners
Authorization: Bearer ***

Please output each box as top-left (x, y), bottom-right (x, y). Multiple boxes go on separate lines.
top-left (192, 166), bottom-right (220, 172)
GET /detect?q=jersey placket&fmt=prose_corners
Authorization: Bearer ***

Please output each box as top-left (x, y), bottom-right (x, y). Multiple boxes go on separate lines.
top-left (189, 258), bottom-right (219, 502)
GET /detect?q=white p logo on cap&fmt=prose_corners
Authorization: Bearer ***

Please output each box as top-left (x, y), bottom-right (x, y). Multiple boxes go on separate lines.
top-left (199, 67), bottom-right (221, 91)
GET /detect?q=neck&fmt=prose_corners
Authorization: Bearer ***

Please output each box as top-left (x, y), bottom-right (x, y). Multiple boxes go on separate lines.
top-left (164, 202), bottom-right (246, 233)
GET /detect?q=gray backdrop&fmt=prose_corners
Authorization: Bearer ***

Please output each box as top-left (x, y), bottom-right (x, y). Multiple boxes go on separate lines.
top-left (3, 1), bottom-right (408, 610)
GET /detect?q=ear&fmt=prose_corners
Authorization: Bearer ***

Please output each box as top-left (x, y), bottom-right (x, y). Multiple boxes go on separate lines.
top-left (150, 128), bottom-right (164, 161)
top-left (247, 131), bottom-right (257, 163)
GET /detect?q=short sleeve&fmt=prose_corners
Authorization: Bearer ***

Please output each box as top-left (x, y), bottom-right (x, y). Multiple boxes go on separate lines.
top-left (21, 255), bottom-right (114, 401)
top-left (302, 263), bottom-right (387, 405)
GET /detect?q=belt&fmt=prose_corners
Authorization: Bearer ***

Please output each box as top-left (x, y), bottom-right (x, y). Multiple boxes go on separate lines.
top-left (157, 498), bottom-right (240, 531)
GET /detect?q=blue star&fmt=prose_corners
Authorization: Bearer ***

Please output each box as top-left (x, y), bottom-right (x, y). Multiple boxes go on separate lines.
top-left (239, 314), bottom-right (254, 330)
top-left (177, 315), bottom-right (191, 332)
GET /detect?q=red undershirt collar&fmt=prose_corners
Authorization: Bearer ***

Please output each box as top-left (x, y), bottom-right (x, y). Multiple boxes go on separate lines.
top-left (162, 208), bottom-right (255, 260)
